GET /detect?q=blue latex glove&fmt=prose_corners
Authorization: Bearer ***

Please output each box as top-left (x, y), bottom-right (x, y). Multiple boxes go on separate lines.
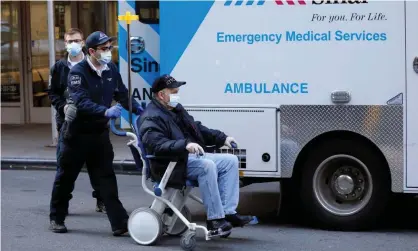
top-left (105, 105), bottom-right (122, 119)
top-left (134, 104), bottom-right (144, 115)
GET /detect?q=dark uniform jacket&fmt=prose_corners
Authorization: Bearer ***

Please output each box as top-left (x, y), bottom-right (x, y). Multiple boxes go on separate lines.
top-left (67, 58), bottom-right (142, 134)
top-left (47, 56), bottom-right (72, 131)
top-left (138, 99), bottom-right (228, 189)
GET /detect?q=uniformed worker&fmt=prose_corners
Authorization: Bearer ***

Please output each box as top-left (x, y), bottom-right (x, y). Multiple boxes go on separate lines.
top-left (47, 28), bottom-right (105, 216)
top-left (49, 31), bottom-right (143, 235)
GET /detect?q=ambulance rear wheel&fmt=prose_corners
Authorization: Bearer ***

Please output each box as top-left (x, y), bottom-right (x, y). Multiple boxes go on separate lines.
top-left (299, 138), bottom-right (390, 231)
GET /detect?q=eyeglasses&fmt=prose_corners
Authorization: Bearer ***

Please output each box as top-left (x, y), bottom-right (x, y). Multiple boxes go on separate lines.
top-left (65, 39), bottom-right (82, 43)
top-left (96, 45), bottom-right (113, 51)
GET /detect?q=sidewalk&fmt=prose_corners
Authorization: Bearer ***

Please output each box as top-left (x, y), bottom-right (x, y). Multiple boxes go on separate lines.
top-left (1, 124), bottom-right (139, 173)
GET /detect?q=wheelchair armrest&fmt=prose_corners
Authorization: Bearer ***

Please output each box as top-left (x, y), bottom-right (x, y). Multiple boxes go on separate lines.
top-left (205, 145), bottom-right (217, 152)
top-left (145, 155), bottom-right (179, 161)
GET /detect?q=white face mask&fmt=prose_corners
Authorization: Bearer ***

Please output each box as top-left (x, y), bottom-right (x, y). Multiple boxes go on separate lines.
top-left (66, 42), bottom-right (82, 57)
top-left (168, 94), bottom-right (180, 107)
top-left (98, 51), bottom-right (112, 65)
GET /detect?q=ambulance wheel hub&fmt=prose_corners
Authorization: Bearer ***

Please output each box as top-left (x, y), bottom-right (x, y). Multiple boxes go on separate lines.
top-left (334, 174), bottom-right (354, 195)
top-left (313, 154), bottom-right (373, 216)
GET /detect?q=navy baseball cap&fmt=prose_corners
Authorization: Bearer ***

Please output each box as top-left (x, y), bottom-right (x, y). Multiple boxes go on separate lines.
top-left (151, 74), bottom-right (186, 93)
top-left (85, 31), bottom-right (116, 49)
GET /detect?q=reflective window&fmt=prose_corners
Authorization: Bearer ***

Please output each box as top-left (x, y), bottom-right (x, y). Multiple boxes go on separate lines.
top-left (1, 1), bottom-right (21, 103)
top-left (30, 1), bottom-right (51, 107)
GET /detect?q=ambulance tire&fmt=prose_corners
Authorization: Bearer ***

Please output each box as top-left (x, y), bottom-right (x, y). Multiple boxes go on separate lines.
top-left (299, 138), bottom-right (391, 231)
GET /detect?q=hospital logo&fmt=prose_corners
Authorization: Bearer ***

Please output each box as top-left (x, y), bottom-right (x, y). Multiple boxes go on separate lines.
top-left (130, 36), bottom-right (145, 54)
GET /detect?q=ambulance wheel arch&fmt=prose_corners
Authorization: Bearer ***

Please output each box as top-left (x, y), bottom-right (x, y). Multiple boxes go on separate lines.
top-left (292, 131), bottom-right (391, 230)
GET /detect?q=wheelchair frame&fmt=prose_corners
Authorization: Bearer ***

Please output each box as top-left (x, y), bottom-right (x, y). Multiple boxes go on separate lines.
top-left (110, 117), bottom-right (236, 250)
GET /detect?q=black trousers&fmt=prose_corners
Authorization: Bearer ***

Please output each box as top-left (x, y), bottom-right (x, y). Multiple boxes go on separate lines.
top-left (49, 126), bottom-right (128, 231)
top-left (53, 122), bottom-right (102, 203)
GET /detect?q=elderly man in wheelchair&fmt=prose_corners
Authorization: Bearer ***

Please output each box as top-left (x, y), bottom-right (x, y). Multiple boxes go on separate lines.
top-left (138, 75), bottom-right (254, 236)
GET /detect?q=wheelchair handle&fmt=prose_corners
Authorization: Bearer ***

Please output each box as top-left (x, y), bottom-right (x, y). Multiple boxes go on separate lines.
top-left (109, 118), bottom-right (127, 137)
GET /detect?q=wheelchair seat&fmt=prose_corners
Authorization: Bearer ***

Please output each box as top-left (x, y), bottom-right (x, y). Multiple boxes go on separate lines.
top-left (186, 180), bottom-right (199, 187)
top-left (153, 179), bottom-right (198, 191)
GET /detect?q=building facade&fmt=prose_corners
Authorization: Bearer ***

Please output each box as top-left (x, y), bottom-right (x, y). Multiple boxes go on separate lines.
top-left (1, 1), bottom-right (119, 124)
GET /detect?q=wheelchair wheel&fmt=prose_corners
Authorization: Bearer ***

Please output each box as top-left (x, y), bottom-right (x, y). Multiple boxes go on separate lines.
top-left (164, 206), bottom-right (192, 236)
top-left (128, 207), bottom-right (163, 246)
top-left (180, 230), bottom-right (196, 251)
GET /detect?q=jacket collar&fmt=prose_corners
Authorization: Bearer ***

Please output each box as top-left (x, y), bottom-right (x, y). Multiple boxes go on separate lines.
top-left (86, 56), bottom-right (109, 77)
top-left (67, 53), bottom-right (85, 68)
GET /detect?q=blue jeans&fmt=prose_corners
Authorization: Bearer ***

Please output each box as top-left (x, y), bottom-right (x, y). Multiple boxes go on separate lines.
top-left (187, 153), bottom-right (239, 220)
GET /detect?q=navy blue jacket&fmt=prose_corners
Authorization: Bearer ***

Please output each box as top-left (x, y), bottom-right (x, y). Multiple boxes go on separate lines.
top-left (138, 99), bottom-right (228, 188)
top-left (47, 57), bottom-right (72, 131)
top-left (67, 58), bottom-right (141, 133)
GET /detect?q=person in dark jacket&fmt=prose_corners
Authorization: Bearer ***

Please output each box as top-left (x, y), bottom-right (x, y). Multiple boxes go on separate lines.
top-left (47, 28), bottom-right (105, 215)
top-left (48, 31), bottom-right (143, 235)
top-left (138, 74), bottom-right (253, 235)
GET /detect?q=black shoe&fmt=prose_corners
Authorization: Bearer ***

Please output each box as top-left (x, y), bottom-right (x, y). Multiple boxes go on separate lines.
top-left (49, 220), bottom-right (67, 233)
top-left (225, 214), bottom-right (253, 227)
top-left (96, 200), bottom-right (106, 213)
top-left (112, 219), bottom-right (128, 236)
top-left (206, 219), bottom-right (232, 234)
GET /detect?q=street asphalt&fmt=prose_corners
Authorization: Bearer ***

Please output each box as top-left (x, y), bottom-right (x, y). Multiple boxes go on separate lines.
top-left (1, 169), bottom-right (417, 251)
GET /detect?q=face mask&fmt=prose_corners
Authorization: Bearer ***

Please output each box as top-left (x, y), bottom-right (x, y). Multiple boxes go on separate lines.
top-left (168, 94), bottom-right (180, 107)
top-left (98, 50), bottom-right (112, 65)
top-left (66, 42), bottom-right (82, 57)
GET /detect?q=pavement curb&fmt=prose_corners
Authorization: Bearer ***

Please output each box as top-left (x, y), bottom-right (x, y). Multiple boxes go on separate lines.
top-left (1, 158), bottom-right (142, 175)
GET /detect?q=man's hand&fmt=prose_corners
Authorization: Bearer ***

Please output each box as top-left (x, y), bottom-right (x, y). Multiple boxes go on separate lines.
top-left (186, 143), bottom-right (205, 155)
top-left (105, 105), bottom-right (122, 119)
top-left (224, 136), bottom-right (238, 148)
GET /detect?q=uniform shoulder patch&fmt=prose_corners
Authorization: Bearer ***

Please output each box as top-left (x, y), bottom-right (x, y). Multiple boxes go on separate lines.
top-left (69, 75), bottom-right (82, 88)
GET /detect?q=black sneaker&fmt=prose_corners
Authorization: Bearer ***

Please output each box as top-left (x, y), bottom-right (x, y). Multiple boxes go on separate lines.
top-left (206, 219), bottom-right (232, 235)
top-left (112, 219), bottom-right (128, 236)
top-left (49, 220), bottom-right (67, 233)
top-left (96, 200), bottom-right (106, 213)
top-left (225, 214), bottom-right (253, 227)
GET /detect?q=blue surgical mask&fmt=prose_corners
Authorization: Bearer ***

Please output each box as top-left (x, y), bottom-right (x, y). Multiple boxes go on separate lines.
top-left (98, 51), bottom-right (112, 65)
top-left (66, 42), bottom-right (82, 57)
top-left (168, 94), bottom-right (180, 107)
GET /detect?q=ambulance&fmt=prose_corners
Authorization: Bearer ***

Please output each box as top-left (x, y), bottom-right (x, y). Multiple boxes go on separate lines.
top-left (117, 0), bottom-right (418, 231)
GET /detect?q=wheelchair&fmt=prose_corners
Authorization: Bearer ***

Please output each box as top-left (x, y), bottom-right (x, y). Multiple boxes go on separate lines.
top-left (109, 116), bottom-right (258, 251)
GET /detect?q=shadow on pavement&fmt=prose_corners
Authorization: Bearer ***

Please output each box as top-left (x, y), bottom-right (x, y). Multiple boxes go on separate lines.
top-left (188, 181), bottom-right (418, 232)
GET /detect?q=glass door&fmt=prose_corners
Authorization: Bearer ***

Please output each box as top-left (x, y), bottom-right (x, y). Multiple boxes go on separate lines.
top-left (23, 1), bottom-right (52, 123)
top-left (1, 1), bottom-right (24, 124)
top-left (23, 1), bottom-right (72, 123)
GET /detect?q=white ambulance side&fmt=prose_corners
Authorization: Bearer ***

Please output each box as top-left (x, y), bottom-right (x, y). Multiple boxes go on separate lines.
top-left (154, 0), bottom-right (418, 230)
top-left (405, 1), bottom-right (418, 191)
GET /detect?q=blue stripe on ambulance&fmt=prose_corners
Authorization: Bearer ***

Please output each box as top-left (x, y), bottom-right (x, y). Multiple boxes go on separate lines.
top-left (118, 0), bottom-right (159, 125)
